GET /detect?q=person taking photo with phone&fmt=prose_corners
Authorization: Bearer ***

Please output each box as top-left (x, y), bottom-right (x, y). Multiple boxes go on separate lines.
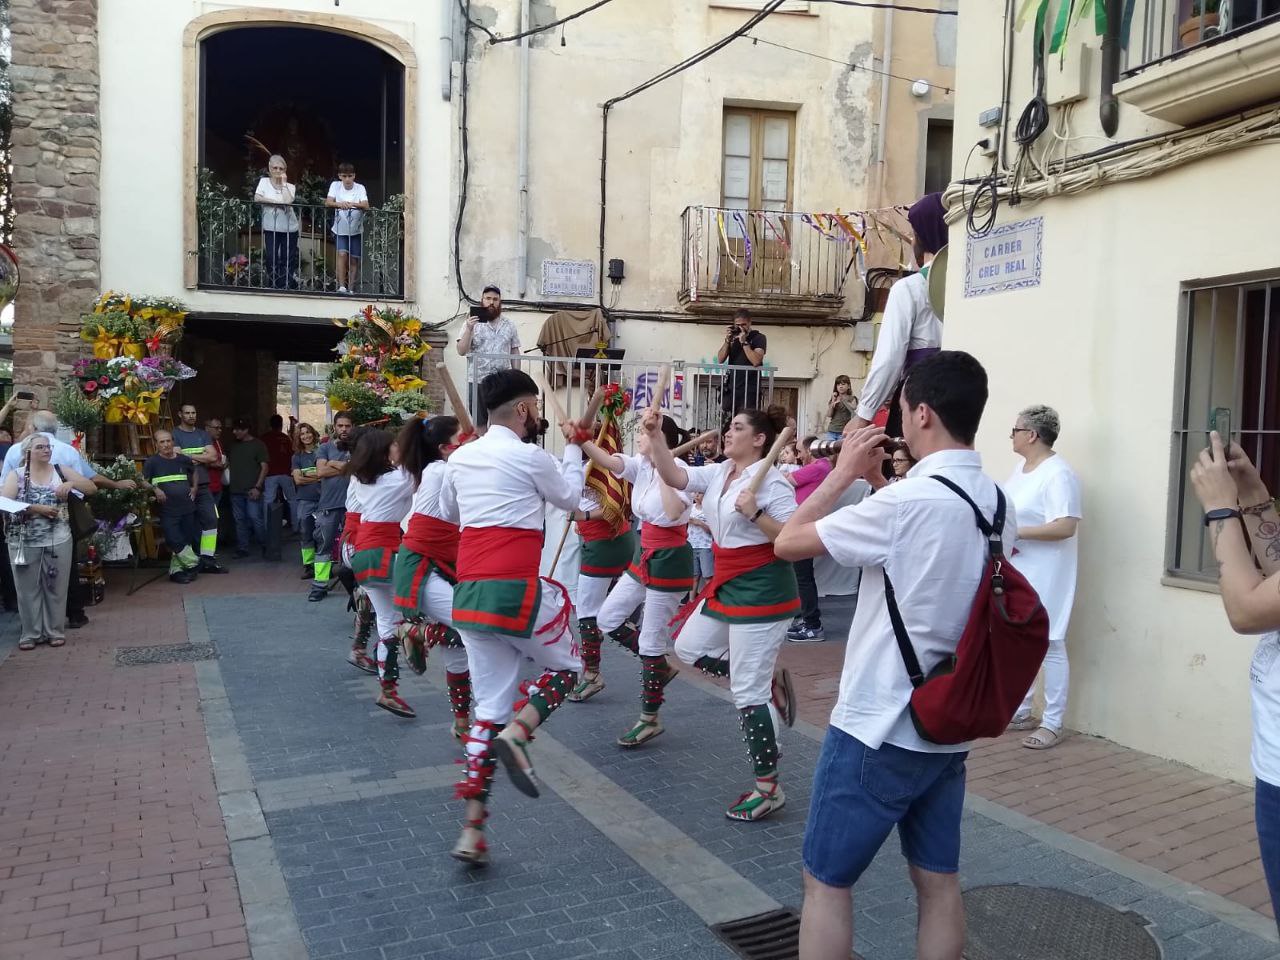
top-left (456, 285), bottom-right (521, 426)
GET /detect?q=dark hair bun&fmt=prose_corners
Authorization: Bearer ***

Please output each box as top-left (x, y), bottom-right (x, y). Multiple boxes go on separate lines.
top-left (765, 404), bottom-right (789, 433)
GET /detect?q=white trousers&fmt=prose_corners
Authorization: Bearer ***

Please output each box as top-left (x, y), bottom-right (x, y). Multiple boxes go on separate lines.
top-left (673, 601), bottom-right (789, 709)
top-left (597, 575), bottom-right (684, 658)
top-left (1019, 634), bottom-right (1069, 731)
top-left (577, 573), bottom-right (613, 620)
top-left (416, 570), bottom-right (470, 674)
top-left (459, 580), bottom-right (582, 726)
top-left (362, 580), bottom-right (399, 642)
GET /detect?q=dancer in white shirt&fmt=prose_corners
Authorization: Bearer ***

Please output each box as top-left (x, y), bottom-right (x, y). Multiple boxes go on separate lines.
top-left (391, 416), bottom-right (473, 740)
top-left (347, 431), bottom-right (416, 719)
top-left (579, 415), bottom-right (693, 747)
top-left (646, 406), bottom-right (800, 822)
top-left (440, 370), bottom-right (585, 866)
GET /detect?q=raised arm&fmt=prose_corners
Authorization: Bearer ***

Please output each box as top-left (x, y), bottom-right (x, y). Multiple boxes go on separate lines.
top-left (639, 407), bottom-right (690, 491)
top-left (1228, 442), bottom-right (1280, 577)
top-left (854, 281), bottom-right (913, 425)
top-left (776, 426), bottom-right (886, 561)
top-left (580, 440), bottom-right (624, 475)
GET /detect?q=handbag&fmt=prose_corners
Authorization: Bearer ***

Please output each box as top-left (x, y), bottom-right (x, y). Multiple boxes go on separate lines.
top-left (55, 466), bottom-right (97, 542)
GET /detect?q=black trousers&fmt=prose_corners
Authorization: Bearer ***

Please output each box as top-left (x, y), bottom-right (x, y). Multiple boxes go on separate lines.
top-left (66, 537), bottom-right (87, 621)
top-left (794, 557), bottom-right (821, 629)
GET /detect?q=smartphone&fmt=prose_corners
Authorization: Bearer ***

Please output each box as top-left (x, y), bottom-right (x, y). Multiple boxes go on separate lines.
top-left (12, 390), bottom-right (34, 401)
top-left (1210, 406), bottom-right (1232, 447)
top-left (469, 304), bottom-right (490, 322)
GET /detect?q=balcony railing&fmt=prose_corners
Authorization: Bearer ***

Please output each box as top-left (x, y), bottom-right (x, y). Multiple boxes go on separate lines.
top-left (1124, 0), bottom-right (1280, 72)
top-left (679, 205), bottom-right (853, 319)
top-left (196, 200), bottom-right (405, 299)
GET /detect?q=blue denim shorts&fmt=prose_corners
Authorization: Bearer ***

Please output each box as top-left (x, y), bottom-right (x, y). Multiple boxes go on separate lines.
top-left (802, 726), bottom-right (968, 887)
top-left (335, 233), bottom-right (363, 258)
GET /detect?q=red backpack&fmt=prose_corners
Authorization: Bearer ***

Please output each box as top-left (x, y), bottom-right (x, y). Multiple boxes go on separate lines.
top-left (884, 476), bottom-right (1050, 745)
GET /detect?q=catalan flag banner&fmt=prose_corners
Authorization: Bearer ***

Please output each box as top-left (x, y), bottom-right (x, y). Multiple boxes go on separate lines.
top-left (585, 411), bottom-right (632, 536)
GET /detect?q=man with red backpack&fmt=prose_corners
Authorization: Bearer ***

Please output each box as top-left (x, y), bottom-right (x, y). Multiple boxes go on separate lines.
top-left (777, 351), bottom-right (1033, 960)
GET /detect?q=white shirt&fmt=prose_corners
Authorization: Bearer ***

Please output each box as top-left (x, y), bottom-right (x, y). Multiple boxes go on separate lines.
top-left (350, 468), bottom-right (414, 524)
top-left (613, 454), bottom-right (691, 527)
top-left (327, 181), bottom-right (368, 236)
top-left (1251, 632), bottom-right (1280, 785)
top-left (345, 478), bottom-right (364, 514)
top-left (680, 459), bottom-right (796, 548)
top-left (815, 449), bottom-right (1016, 754)
top-left (1, 434), bottom-right (97, 481)
top-left (1004, 454), bottom-right (1082, 640)
top-left (409, 461), bottom-right (450, 522)
top-left (254, 177), bottom-right (299, 234)
top-left (442, 424), bottom-right (583, 529)
top-left (688, 504), bottom-right (713, 550)
top-left (856, 271), bottom-right (942, 421)
top-left (465, 316), bottom-right (522, 383)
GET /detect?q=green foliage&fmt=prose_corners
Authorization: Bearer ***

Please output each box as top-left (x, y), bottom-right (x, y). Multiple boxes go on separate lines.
top-left (89, 456), bottom-right (151, 527)
top-left (50, 383), bottom-right (103, 435)
top-left (381, 391), bottom-right (435, 421)
top-left (324, 379), bottom-right (385, 425)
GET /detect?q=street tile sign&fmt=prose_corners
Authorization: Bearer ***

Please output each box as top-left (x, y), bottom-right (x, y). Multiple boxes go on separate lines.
top-left (542, 258), bottom-right (596, 298)
top-left (963, 216), bottom-right (1043, 299)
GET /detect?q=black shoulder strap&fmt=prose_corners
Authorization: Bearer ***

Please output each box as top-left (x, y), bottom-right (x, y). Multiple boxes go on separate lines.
top-left (54, 465), bottom-right (66, 483)
top-left (931, 475), bottom-right (1005, 559)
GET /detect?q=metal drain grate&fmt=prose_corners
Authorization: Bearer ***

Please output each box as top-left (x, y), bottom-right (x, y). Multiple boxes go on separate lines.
top-left (115, 642), bottom-right (218, 666)
top-left (963, 885), bottom-right (1160, 960)
top-left (711, 908), bottom-right (864, 960)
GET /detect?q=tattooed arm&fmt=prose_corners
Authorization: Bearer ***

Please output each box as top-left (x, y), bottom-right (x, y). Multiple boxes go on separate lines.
top-left (1228, 443), bottom-right (1280, 577)
top-left (1192, 434), bottom-right (1280, 633)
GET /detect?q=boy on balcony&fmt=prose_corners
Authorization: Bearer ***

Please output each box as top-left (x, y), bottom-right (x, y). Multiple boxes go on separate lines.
top-left (326, 163), bottom-right (369, 294)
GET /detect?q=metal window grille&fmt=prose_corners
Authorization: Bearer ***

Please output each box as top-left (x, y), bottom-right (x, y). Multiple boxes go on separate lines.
top-left (1168, 276), bottom-right (1280, 579)
top-left (1124, 0), bottom-right (1280, 74)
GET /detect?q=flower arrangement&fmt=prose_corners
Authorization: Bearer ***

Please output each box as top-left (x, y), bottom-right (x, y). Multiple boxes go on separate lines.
top-left (80, 290), bottom-right (188, 360)
top-left (327, 305), bottom-right (434, 425)
top-left (89, 455), bottom-right (150, 527)
top-left (600, 382), bottom-right (633, 421)
top-left (71, 355), bottom-right (195, 424)
top-left (50, 382), bottom-right (104, 436)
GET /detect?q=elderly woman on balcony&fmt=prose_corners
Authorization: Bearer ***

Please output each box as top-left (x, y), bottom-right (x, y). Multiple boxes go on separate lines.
top-left (254, 154), bottom-right (300, 290)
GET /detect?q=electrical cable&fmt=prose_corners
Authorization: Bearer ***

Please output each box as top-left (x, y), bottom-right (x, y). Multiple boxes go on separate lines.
top-left (744, 33), bottom-right (954, 93)
top-left (813, 0), bottom-right (957, 12)
top-left (487, 0), bottom-right (622, 45)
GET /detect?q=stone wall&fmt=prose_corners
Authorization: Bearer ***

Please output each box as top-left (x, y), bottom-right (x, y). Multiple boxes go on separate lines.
top-left (9, 0), bottom-right (101, 399)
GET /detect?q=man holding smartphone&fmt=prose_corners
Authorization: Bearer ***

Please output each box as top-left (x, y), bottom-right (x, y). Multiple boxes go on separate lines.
top-left (456, 284), bottom-right (521, 426)
top-left (717, 308), bottom-right (767, 420)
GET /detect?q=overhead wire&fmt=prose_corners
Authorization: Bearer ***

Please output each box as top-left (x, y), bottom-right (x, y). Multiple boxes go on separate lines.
top-left (744, 33), bottom-right (953, 93)
top-left (486, 0), bottom-right (621, 45)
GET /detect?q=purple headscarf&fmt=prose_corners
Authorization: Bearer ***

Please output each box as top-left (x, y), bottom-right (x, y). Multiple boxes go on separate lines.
top-left (907, 192), bottom-right (948, 256)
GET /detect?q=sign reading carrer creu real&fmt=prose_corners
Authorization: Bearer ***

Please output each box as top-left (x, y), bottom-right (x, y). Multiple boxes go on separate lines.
top-left (541, 259), bottom-right (596, 298)
top-left (963, 216), bottom-right (1043, 299)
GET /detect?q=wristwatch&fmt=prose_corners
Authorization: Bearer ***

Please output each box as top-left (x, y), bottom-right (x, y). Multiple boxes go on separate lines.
top-left (750, 508), bottom-right (765, 523)
top-left (1203, 507), bottom-right (1242, 526)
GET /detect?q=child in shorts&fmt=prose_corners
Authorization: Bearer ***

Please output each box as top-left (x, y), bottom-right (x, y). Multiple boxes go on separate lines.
top-left (688, 492), bottom-right (713, 593)
top-left (326, 163), bottom-right (369, 294)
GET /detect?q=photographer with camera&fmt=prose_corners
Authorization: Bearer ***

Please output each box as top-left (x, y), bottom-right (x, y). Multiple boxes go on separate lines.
top-left (717, 308), bottom-right (767, 420)
top-left (457, 285), bottom-right (522, 426)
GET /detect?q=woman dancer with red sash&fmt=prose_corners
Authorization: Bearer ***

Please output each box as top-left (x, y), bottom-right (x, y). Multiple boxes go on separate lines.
top-left (391, 415), bottom-right (473, 740)
top-left (347, 430), bottom-right (417, 719)
top-left (579, 414), bottom-right (692, 747)
top-left (646, 406), bottom-right (800, 822)
top-left (440, 370), bottom-right (585, 866)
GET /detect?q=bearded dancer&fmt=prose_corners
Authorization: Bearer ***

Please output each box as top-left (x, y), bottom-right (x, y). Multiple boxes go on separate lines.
top-left (566, 393), bottom-right (635, 703)
top-left (580, 414), bottom-right (693, 746)
top-left (646, 405), bottom-right (800, 822)
top-left (392, 415), bottom-right (473, 740)
top-left (346, 430), bottom-right (417, 718)
top-left (440, 370), bottom-right (585, 866)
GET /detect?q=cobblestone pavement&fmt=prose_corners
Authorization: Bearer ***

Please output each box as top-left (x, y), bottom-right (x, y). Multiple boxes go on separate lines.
top-left (1, 562), bottom-right (1278, 960)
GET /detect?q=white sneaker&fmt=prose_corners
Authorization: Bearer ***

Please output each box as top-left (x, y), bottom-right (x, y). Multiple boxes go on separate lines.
top-left (337, 286), bottom-right (349, 294)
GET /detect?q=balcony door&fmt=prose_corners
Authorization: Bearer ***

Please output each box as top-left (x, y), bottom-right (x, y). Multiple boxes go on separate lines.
top-left (721, 108), bottom-right (795, 296)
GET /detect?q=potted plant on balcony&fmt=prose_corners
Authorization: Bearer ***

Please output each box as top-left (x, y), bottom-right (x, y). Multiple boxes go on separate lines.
top-left (1180, 0), bottom-right (1221, 48)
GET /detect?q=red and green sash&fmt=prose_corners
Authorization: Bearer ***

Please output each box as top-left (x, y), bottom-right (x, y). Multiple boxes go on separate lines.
top-left (670, 542), bottom-right (798, 634)
top-left (577, 519), bottom-right (635, 578)
top-left (626, 523), bottom-right (695, 594)
top-left (351, 521), bottom-right (400, 584)
top-left (394, 514), bottom-right (460, 610)
top-left (340, 511), bottom-right (362, 550)
top-left (453, 527), bottom-right (545, 638)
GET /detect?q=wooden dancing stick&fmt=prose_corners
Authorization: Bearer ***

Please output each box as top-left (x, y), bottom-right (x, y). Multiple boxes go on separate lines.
top-left (538, 375), bottom-right (569, 427)
top-left (579, 386), bottom-right (605, 430)
top-left (747, 426), bottom-right (794, 496)
top-left (648, 364), bottom-right (672, 414)
top-left (549, 407), bottom-right (615, 575)
top-left (671, 429), bottom-right (718, 460)
top-left (434, 362), bottom-right (474, 437)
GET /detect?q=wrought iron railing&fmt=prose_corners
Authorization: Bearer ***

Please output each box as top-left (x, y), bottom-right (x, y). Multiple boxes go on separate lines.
top-left (1124, 0), bottom-right (1280, 73)
top-left (679, 205), bottom-right (854, 315)
top-left (196, 199), bottom-right (405, 298)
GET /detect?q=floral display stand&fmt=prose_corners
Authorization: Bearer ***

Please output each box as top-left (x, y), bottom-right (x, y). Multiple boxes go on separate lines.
top-left (327, 305), bottom-right (435, 426)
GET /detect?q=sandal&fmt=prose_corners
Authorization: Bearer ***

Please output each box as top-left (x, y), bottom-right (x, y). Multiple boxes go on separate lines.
top-left (1022, 726), bottom-right (1062, 750)
top-left (376, 688), bottom-right (416, 719)
top-left (492, 720), bottom-right (540, 798)
top-left (771, 667), bottom-right (796, 728)
top-left (347, 649), bottom-right (377, 675)
top-left (450, 817), bottom-right (489, 867)
top-left (18, 639), bottom-right (35, 651)
top-left (452, 716), bottom-right (471, 742)
top-left (725, 776), bottom-right (786, 822)
top-left (617, 716), bottom-right (664, 749)
top-left (1007, 713), bottom-right (1040, 732)
top-left (48, 637), bottom-right (65, 648)
top-left (567, 672), bottom-right (605, 703)
top-left (398, 620), bottom-right (428, 676)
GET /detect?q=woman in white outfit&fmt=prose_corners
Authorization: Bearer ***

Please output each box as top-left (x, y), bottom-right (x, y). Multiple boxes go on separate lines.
top-left (1005, 405), bottom-right (1083, 749)
top-left (581, 415), bottom-right (694, 747)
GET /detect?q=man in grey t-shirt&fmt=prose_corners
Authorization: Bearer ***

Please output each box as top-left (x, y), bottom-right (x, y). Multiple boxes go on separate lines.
top-left (308, 412), bottom-right (354, 602)
top-left (170, 404), bottom-right (228, 574)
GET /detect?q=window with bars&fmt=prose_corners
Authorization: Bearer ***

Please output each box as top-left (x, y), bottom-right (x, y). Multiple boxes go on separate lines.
top-left (1169, 277), bottom-right (1280, 579)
